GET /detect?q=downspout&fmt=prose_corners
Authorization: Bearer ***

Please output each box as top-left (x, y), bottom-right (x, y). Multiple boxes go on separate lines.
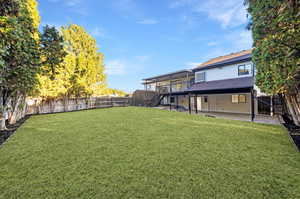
top-left (251, 63), bottom-right (256, 122)
top-left (188, 93), bottom-right (191, 114)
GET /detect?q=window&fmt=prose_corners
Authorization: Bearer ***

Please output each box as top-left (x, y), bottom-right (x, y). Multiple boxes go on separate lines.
top-left (204, 96), bottom-right (208, 103)
top-left (146, 84), bottom-right (155, 91)
top-left (232, 95), bottom-right (247, 103)
top-left (238, 64), bottom-right (251, 76)
top-left (170, 97), bottom-right (175, 103)
top-left (232, 95), bottom-right (239, 103)
top-left (239, 95), bottom-right (246, 103)
top-left (195, 72), bottom-right (206, 82)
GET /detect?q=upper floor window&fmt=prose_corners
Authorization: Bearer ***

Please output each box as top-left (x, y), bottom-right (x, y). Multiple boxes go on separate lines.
top-left (146, 84), bottom-right (155, 91)
top-left (195, 72), bottom-right (206, 82)
top-left (238, 64), bottom-right (252, 76)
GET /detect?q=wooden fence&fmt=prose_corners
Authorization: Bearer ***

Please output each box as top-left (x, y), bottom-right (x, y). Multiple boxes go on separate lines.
top-left (26, 97), bottom-right (131, 115)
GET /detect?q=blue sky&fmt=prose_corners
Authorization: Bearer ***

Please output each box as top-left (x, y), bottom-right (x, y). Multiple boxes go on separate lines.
top-left (39, 0), bottom-right (253, 93)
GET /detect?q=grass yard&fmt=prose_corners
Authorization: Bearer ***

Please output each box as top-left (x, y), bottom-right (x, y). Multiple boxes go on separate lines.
top-left (0, 107), bottom-right (299, 199)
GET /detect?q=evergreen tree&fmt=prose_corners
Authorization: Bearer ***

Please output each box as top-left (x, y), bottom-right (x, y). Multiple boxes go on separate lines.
top-left (246, 0), bottom-right (300, 125)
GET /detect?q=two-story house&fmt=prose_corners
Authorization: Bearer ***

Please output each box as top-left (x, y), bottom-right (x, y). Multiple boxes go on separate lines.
top-left (142, 50), bottom-right (277, 121)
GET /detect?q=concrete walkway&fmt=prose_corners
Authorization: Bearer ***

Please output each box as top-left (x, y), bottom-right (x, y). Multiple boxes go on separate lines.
top-left (154, 106), bottom-right (281, 125)
top-left (197, 112), bottom-right (281, 125)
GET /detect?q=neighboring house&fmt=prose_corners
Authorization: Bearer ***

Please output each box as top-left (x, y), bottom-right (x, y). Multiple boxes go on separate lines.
top-left (142, 50), bottom-right (280, 120)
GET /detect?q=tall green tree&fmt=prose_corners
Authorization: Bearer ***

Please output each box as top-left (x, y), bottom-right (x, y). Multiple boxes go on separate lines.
top-left (246, 0), bottom-right (300, 125)
top-left (0, 0), bottom-right (40, 129)
top-left (0, 0), bottom-right (65, 128)
top-left (40, 25), bottom-right (67, 80)
top-left (37, 24), bottom-right (107, 100)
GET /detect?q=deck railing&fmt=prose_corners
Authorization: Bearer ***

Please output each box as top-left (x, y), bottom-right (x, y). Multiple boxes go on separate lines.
top-left (156, 80), bottom-right (193, 94)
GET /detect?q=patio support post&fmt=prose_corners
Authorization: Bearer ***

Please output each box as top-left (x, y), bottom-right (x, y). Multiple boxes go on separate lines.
top-left (270, 95), bottom-right (274, 116)
top-left (195, 95), bottom-right (198, 114)
top-left (186, 73), bottom-right (189, 89)
top-left (251, 89), bottom-right (255, 122)
top-left (176, 95), bottom-right (179, 111)
top-left (169, 76), bottom-right (172, 111)
top-left (188, 93), bottom-right (191, 114)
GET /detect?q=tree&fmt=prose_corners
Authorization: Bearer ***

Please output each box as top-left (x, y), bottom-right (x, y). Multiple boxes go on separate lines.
top-left (0, 0), bottom-right (40, 129)
top-left (61, 24), bottom-right (107, 98)
top-left (103, 88), bottom-right (127, 97)
top-left (26, 0), bottom-right (40, 29)
top-left (246, 0), bottom-right (300, 125)
top-left (0, 0), bottom-right (65, 129)
top-left (40, 25), bottom-right (67, 80)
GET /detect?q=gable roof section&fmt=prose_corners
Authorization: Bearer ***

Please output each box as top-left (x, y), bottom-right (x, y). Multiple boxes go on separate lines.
top-left (194, 49), bottom-right (252, 72)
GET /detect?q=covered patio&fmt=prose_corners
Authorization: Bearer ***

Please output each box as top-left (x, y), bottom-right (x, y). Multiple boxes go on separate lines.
top-left (155, 106), bottom-right (280, 125)
top-left (186, 77), bottom-right (257, 121)
top-left (197, 111), bottom-right (280, 125)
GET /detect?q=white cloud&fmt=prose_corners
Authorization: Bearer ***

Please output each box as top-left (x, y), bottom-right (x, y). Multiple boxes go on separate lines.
top-left (47, 0), bottom-right (88, 15)
top-left (185, 62), bottom-right (202, 69)
top-left (135, 55), bottom-right (150, 62)
top-left (207, 41), bottom-right (218, 46)
top-left (197, 0), bottom-right (248, 28)
top-left (112, 0), bottom-right (139, 17)
top-left (169, 0), bottom-right (194, 8)
top-left (106, 55), bottom-right (150, 76)
top-left (226, 30), bottom-right (253, 51)
top-left (91, 27), bottom-right (106, 38)
top-left (170, 0), bottom-right (248, 28)
top-left (48, 0), bottom-right (82, 7)
top-left (105, 60), bottom-right (126, 75)
top-left (137, 19), bottom-right (159, 25)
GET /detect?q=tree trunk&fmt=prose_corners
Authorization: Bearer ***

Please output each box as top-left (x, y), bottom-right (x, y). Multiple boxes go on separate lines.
top-left (0, 91), bottom-right (9, 131)
top-left (0, 95), bottom-right (6, 131)
top-left (8, 93), bottom-right (25, 125)
top-left (63, 96), bottom-right (68, 112)
top-left (285, 94), bottom-right (300, 126)
top-left (291, 94), bottom-right (300, 123)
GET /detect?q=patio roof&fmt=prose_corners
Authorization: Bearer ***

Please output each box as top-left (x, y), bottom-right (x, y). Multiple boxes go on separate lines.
top-left (187, 77), bottom-right (254, 94)
top-left (142, 69), bottom-right (193, 83)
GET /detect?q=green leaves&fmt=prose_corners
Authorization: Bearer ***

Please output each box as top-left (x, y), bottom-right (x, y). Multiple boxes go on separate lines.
top-left (0, 0), bottom-right (40, 98)
top-left (40, 25), bottom-right (67, 79)
top-left (246, 0), bottom-right (300, 95)
top-left (38, 24), bottom-right (107, 99)
top-left (0, 0), bottom-right (20, 17)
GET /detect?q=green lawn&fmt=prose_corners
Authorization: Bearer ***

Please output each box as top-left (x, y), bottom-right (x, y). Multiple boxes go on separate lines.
top-left (0, 107), bottom-right (299, 199)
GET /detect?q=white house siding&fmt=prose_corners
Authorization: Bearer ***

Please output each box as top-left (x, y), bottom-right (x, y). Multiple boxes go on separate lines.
top-left (195, 61), bottom-right (253, 83)
top-left (161, 93), bottom-right (262, 115)
top-left (196, 93), bottom-right (253, 114)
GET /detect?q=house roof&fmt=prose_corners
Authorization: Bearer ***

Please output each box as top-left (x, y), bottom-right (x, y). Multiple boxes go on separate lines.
top-left (193, 49), bottom-right (252, 72)
top-left (187, 77), bottom-right (254, 93)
